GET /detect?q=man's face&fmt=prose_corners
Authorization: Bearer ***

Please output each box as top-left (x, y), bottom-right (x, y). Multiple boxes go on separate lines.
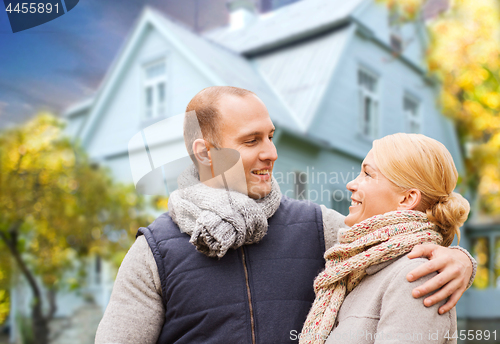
top-left (216, 94), bottom-right (278, 199)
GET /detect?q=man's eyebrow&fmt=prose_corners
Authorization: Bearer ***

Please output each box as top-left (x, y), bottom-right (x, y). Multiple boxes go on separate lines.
top-left (241, 128), bottom-right (276, 137)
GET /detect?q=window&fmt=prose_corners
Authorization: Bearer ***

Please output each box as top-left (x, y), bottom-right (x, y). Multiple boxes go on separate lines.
top-left (404, 95), bottom-right (421, 133)
top-left (294, 171), bottom-right (307, 200)
top-left (390, 33), bottom-right (403, 54)
top-left (472, 237), bottom-right (490, 289)
top-left (95, 255), bottom-right (101, 285)
top-left (143, 60), bottom-right (167, 119)
top-left (358, 69), bottom-right (379, 138)
top-left (332, 195), bottom-right (350, 216)
top-left (388, 9), bottom-right (403, 54)
top-left (495, 237), bottom-right (500, 288)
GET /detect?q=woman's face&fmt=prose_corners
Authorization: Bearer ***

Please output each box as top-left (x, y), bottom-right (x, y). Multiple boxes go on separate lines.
top-left (344, 150), bottom-right (406, 227)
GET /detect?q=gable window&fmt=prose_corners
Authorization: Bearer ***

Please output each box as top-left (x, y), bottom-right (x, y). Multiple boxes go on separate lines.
top-left (143, 60), bottom-right (167, 119)
top-left (388, 13), bottom-right (403, 54)
top-left (390, 32), bottom-right (403, 54)
top-left (404, 95), bottom-right (421, 133)
top-left (358, 68), bottom-right (379, 139)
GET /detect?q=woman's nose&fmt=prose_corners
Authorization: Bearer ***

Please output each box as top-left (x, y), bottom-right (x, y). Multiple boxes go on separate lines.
top-left (346, 177), bottom-right (358, 192)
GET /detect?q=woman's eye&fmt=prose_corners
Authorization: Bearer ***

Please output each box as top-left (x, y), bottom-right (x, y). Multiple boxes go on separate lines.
top-left (269, 136), bottom-right (273, 141)
top-left (364, 171), bottom-right (371, 178)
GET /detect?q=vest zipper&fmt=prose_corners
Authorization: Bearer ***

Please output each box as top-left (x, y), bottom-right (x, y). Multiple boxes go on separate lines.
top-left (240, 247), bottom-right (256, 344)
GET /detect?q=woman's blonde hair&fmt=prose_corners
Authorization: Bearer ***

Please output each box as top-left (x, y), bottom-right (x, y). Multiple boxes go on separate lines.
top-left (372, 133), bottom-right (470, 246)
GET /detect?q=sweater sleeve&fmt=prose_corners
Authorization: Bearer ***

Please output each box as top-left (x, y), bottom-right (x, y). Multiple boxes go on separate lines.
top-left (320, 205), bottom-right (348, 250)
top-left (95, 235), bottom-right (164, 344)
top-left (375, 257), bottom-right (457, 344)
top-left (449, 245), bottom-right (477, 289)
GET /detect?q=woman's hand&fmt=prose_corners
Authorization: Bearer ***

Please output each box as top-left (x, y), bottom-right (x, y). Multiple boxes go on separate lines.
top-left (406, 244), bottom-right (473, 314)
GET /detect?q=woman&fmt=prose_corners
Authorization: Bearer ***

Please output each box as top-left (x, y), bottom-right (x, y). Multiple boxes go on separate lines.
top-left (300, 133), bottom-right (470, 344)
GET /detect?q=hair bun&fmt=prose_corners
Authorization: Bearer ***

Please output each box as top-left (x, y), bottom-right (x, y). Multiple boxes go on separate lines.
top-left (426, 192), bottom-right (470, 246)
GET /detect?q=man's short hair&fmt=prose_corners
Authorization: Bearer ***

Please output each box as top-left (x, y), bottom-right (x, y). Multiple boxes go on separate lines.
top-left (184, 86), bottom-right (256, 162)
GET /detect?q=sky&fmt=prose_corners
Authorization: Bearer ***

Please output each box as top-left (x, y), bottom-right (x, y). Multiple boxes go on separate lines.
top-left (0, 0), bottom-right (234, 128)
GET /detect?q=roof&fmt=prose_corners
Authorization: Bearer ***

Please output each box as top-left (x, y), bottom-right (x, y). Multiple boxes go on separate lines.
top-left (254, 25), bottom-right (353, 126)
top-left (204, 0), bottom-right (366, 54)
top-left (64, 97), bottom-right (94, 118)
top-left (150, 8), bottom-right (304, 132)
top-left (71, 0), bottom-right (393, 149)
top-left (76, 7), bottom-right (311, 146)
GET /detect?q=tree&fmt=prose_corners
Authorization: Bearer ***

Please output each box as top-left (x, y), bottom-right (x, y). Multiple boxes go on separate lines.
top-left (426, 0), bottom-right (500, 214)
top-left (380, 0), bottom-right (500, 214)
top-left (0, 248), bottom-right (10, 326)
top-left (0, 113), bottom-right (153, 344)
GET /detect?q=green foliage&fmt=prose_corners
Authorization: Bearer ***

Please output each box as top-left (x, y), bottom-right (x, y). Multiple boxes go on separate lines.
top-left (0, 113), bottom-right (154, 320)
top-left (380, 0), bottom-right (500, 215)
top-left (0, 290), bottom-right (8, 326)
top-left (16, 314), bottom-right (34, 344)
top-left (0, 249), bottom-right (11, 325)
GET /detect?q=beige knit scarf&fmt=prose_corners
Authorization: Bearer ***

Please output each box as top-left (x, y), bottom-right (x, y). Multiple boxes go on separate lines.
top-left (299, 210), bottom-right (443, 344)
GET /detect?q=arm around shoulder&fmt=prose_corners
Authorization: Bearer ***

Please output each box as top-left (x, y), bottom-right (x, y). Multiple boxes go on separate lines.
top-left (449, 245), bottom-right (477, 289)
top-left (95, 235), bottom-right (165, 344)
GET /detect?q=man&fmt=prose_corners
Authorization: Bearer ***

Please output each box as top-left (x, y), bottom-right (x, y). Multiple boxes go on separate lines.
top-left (95, 86), bottom-right (475, 344)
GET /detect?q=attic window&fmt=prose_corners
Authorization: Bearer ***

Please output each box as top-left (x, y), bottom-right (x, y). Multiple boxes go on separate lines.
top-left (143, 60), bottom-right (167, 119)
top-left (390, 34), bottom-right (403, 54)
top-left (358, 68), bottom-right (379, 139)
top-left (388, 12), bottom-right (403, 54)
top-left (404, 95), bottom-right (421, 133)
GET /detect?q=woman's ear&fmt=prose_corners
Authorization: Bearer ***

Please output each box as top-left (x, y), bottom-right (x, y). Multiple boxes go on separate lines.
top-left (192, 139), bottom-right (212, 167)
top-left (398, 189), bottom-right (421, 211)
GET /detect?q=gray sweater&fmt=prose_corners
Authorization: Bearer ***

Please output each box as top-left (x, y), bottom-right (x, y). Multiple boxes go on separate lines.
top-left (325, 255), bottom-right (457, 344)
top-left (95, 205), bottom-right (346, 344)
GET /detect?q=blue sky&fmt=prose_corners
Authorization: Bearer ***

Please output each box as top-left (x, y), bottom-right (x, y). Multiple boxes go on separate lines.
top-left (0, 0), bottom-right (229, 127)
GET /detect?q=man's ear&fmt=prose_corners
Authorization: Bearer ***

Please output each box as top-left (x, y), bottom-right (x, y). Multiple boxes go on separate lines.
top-left (398, 189), bottom-right (421, 211)
top-left (192, 139), bottom-right (212, 167)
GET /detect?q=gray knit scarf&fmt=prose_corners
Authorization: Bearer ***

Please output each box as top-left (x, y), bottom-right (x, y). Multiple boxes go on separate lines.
top-left (168, 164), bottom-right (282, 258)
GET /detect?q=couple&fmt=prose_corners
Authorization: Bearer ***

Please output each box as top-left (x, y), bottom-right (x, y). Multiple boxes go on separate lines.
top-left (95, 86), bottom-right (474, 344)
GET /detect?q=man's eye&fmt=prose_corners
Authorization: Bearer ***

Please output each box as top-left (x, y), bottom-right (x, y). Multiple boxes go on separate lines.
top-left (245, 140), bottom-right (257, 144)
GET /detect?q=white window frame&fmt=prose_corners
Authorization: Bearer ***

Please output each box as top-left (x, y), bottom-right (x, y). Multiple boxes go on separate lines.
top-left (358, 68), bottom-right (379, 139)
top-left (404, 93), bottom-right (421, 134)
top-left (142, 59), bottom-right (168, 120)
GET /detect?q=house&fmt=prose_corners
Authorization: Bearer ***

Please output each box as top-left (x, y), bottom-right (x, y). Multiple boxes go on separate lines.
top-left (64, 0), bottom-right (464, 208)
top-left (12, 0), bottom-right (487, 342)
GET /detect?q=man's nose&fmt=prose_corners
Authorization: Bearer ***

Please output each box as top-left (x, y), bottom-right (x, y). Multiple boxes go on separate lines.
top-left (260, 139), bottom-right (278, 162)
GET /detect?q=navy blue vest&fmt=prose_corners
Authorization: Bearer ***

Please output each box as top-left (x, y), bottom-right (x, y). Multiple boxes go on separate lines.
top-left (137, 196), bottom-right (325, 344)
